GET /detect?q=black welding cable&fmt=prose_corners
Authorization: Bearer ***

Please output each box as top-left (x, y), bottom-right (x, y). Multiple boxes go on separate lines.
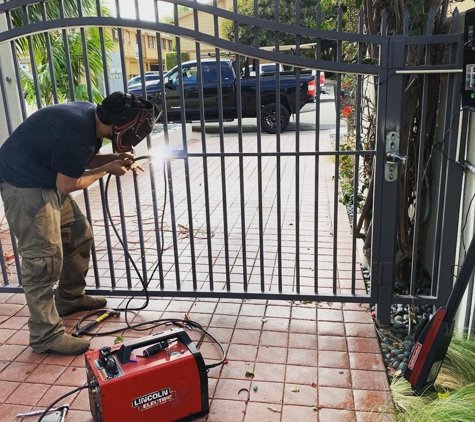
top-left (102, 157), bottom-right (167, 330)
top-left (83, 158), bottom-right (227, 366)
top-left (37, 384), bottom-right (94, 422)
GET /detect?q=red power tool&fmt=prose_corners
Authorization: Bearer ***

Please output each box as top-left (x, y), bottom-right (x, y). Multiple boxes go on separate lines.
top-left (85, 328), bottom-right (209, 422)
top-left (404, 236), bottom-right (475, 395)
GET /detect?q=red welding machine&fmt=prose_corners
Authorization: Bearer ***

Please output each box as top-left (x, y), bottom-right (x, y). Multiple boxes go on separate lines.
top-left (85, 328), bottom-right (209, 422)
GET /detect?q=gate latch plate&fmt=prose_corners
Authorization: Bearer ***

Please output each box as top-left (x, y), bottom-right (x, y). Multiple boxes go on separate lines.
top-left (385, 132), bottom-right (406, 182)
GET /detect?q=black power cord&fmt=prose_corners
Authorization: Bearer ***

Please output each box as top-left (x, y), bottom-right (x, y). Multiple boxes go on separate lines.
top-left (37, 384), bottom-right (94, 422)
top-left (78, 155), bottom-right (226, 363)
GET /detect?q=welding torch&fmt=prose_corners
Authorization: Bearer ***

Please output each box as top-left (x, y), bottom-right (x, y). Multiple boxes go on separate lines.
top-left (73, 309), bottom-right (120, 337)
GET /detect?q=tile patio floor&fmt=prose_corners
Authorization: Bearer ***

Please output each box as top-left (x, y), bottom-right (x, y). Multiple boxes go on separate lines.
top-left (0, 128), bottom-right (396, 421)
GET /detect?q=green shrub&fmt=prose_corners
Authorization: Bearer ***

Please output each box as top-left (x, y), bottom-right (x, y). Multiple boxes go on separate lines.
top-left (165, 51), bottom-right (190, 70)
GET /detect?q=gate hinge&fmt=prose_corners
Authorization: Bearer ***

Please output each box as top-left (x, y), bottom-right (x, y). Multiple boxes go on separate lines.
top-left (385, 131), bottom-right (406, 182)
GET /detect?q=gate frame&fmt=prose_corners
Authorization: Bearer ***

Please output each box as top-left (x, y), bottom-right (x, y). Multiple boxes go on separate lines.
top-left (0, 0), bottom-right (466, 326)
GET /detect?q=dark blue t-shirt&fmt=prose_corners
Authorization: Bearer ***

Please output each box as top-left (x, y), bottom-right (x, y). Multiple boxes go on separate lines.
top-left (0, 102), bottom-right (102, 188)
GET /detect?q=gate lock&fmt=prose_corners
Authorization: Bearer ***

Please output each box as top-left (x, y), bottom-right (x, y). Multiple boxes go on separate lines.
top-left (385, 131), bottom-right (407, 182)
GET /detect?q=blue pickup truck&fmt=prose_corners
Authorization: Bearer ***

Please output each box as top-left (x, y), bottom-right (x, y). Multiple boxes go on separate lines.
top-left (128, 59), bottom-right (316, 134)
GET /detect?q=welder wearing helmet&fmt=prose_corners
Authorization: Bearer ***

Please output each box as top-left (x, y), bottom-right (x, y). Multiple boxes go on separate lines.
top-left (0, 91), bottom-right (158, 356)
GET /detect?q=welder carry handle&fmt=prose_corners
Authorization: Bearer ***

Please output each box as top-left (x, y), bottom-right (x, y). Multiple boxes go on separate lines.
top-left (116, 328), bottom-right (191, 364)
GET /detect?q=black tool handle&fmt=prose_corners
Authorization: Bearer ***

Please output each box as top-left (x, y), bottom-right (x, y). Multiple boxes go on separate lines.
top-left (143, 340), bottom-right (169, 357)
top-left (73, 321), bottom-right (97, 337)
top-left (445, 236), bottom-right (475, 322)
top-left (116, 328), bottom-right (190, 364)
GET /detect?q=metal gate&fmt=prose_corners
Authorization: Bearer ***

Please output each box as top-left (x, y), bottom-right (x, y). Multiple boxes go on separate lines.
top-left (0, 0), bottom-right (464, 324)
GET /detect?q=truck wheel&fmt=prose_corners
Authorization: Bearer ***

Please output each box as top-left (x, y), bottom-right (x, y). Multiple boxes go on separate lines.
top-left (261, 103), bottom-right (290, 134)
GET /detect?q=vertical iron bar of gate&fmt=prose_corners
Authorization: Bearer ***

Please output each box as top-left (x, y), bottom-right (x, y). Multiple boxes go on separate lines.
top-left (0, 237), bottom-right (7, 286)
top-left (294, 1), bottom-right (301, 293)
top-left (4, 7), bottom-right (27, 121)
top-left (169, 4), bottom-right (185, 289)
top-left (409, 11), bottom-right (433, 295)
top-left (95, 0), bottom-right (108, 96)
top-left (233, 0), bottom-right (248, 291)
top-left (77, 0), bottom-right (93, 101)
top-left (351, 11), bottom-right (364, 294)
top-left (40, 2), bottom-right (59, 104)
top-left (314, 4), bottom-right (322, 294)
top-left (154, 7), bottom-right (168, 288)
top-left (169, 2), bottom-right (198, 291)
top-left (236, 9), bottom-right (246, 289)
top-left (133, 3), bottom-right (149, 288)
top-left (333, 8), bottom-right (343, 294)
top-left (253, 0), bottom-right (265, 292)
top-left (106, 0), bottom-right (131, 289)
top-left (275, 1), bottom-right (282, 293)
top-left (213, 0), bottom-right (230, 291)
top-left (433, 14), bottom-right (463, 306)
top-left (193, 0), bottom-right (214, 291)
top-left (22, 5), bottom-right (41, 110)
top-left (178, 5), bottom-right (198, 291)
top-left (115, 0), bottom-right (133, 288)
top-left (0, 49), bottom-right (12, 136)
top-left (59, 0), bottom-right (75, 100)
top-left (372, 29), bottom-right (405, 325)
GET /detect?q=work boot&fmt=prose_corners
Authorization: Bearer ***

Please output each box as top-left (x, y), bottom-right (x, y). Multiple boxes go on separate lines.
top-left (56, 294), bottom-right (107, 317)
top-left (45, 334), bottom-right (90, 356)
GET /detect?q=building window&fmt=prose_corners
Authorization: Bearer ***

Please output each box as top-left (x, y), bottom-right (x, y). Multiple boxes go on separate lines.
top-left (162, 39), bottom-right (166, 50)
top-left (148, 36), bottom-right (155, 49)
top-left (126, 31), bottom-right (130, 44)
top-left (112, 28), bottom-right (119, 41)
top-left (168, 40), bottom-right (173, 50)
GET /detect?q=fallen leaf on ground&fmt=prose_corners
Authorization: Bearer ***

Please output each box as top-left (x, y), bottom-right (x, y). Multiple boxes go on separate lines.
top-left (290, 386), bottom-right (300, 392)
top-left (267, 407), bottom-right (282, 413)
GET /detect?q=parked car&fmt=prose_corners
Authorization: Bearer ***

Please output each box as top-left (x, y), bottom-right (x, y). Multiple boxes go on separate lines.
top-left (129, 59), bottom-right (315, 134)
top-left (127, 72), bottom-right (162, 89)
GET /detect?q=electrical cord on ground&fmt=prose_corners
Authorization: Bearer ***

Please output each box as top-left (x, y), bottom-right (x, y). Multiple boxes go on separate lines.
top-left (37, 384), bottom-right (95, 422)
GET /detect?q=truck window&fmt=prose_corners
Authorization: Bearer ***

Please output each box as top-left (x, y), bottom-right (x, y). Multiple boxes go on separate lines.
top-left (202, 65), bottom-right (218, 83)
top-left (261, 64), bottom-right (276, 73)
top-left (220, 62), bottom-right (234, 81)
top-left (183, 65), bottom-right (198, 84)
top-left (167, 69), bottom-right (179, 86)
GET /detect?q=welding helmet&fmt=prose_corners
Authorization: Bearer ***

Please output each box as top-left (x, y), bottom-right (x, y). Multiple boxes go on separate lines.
top-left (112, 94), bottom-right (158, 153)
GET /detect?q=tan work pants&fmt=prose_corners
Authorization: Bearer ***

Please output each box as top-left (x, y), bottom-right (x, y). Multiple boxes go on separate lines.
top-left (0, 182), bottom-right (93, 352)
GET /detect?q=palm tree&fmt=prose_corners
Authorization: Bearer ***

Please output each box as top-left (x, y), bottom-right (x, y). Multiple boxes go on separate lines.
top-left (12, 0), bottom-right (114, 106)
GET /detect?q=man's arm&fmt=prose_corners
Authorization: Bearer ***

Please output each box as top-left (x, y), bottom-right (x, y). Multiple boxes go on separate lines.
top-left (87, 153), bottom-right (133, 169)
top-left (56, 159), bottom-right (131, 194)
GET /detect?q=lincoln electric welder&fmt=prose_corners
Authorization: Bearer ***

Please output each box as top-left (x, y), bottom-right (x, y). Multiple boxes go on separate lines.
top-left (85, 328), bottom-right (209, 422)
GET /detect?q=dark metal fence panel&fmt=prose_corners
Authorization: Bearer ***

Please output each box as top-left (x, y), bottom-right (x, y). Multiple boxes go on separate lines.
top-left (0, 0), bottom-right (465, 323)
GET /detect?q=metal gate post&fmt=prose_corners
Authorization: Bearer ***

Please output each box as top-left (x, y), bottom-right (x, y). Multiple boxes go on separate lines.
top-left (0, 0), bottom-right (22, 144)
top-left (372, 36), bottom-right (406, 325)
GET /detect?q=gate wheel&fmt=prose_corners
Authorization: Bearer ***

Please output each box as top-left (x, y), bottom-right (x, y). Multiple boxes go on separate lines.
top-left (261, 103), bottom-right (290, 134)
